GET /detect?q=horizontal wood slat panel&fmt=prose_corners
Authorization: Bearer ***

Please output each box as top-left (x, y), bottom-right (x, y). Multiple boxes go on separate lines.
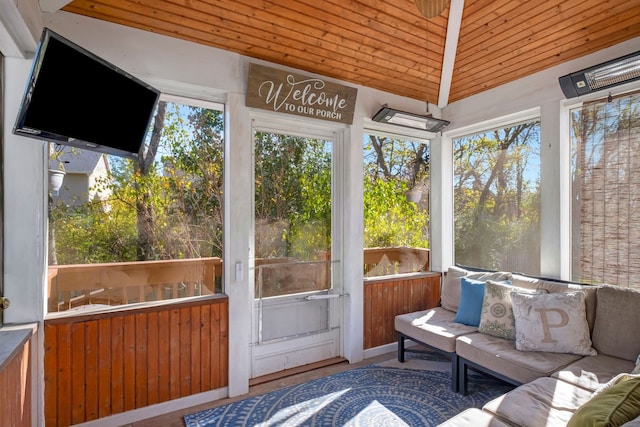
top-left (0, 334), bottom-right (32, 427)
top-left (44, 295), bottom-right (229, 427)
top-left (363, 272), bottom-right (441, 349)
top-left (453, 1), bottom-right (640, 90)
top-left (63, 0), bottom-right (640, 104)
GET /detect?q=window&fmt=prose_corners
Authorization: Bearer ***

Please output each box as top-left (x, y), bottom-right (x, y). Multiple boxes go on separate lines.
top-left (47, 98), bottom-right (225, 312)
top-left (363, 132), bottom-right (430, 276)
top-left (253, 131), bottom-right (332, 298)
top-left (570, 91), bottom-right (640, 288)
top-left (453, 119), bottom-right (541, 274)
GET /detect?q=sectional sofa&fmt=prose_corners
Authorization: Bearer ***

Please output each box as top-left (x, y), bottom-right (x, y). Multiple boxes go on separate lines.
top-left (394, 266), bottom-right (640, 426)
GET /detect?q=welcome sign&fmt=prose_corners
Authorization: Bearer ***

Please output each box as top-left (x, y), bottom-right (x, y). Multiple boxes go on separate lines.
top-left (246, 63), bottom-right (358, 124)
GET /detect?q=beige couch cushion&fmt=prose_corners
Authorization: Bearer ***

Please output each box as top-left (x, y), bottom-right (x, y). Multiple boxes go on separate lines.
top-left (511, 291), bottom-right (597, 356)
top-left (456, 332), bottom-right (581, 384)
top-left (395, 307), bottom-right (477, 353)
top-left (592, 285), bottom-right (640, 361)
top-left (623, 417), bottom-right (640, 426)
top-left (436, 408), bottom-right (512, 427)
top-left (440, 266), bottom-right (512, 312)
top-left (552, 354), bottom-right (636, 392)
top-left (483, 377), bottom-right (593, 427)
top-left (440, 266), bottom-right (470, 311)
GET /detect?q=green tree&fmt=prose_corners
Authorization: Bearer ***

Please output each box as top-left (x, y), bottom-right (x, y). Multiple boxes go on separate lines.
top-left (254, 132), bottom-right (332, 259)
top-left (363, 134), bottom-right (430, 249)
top-left (49, 101), bottom-right (225, 264)
top-left (453, 121), bottom-right (540, 272)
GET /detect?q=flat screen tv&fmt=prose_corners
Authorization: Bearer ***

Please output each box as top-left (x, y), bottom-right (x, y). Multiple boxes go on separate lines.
top-left (13, 28), bottom-right (160, 159)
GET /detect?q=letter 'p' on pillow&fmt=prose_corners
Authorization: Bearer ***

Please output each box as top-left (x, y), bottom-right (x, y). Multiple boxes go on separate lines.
top-left (511, 291), bottom-right (597, 356)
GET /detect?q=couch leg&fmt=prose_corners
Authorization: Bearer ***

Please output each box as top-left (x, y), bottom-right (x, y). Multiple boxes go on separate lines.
top-left (397, 332), bottom-right (405, 363)
top-left (451, 353), bottom-right (459, 393)
top-left (458, 358), bottom-right (468, 396)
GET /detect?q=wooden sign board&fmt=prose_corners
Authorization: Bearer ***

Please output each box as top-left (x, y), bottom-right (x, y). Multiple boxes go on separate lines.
top-left (246, 63), bottom-right (358, 125)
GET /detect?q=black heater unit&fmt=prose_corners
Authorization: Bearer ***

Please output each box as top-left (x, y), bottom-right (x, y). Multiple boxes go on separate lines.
top-left (559, 51), bottom-right (640, 99)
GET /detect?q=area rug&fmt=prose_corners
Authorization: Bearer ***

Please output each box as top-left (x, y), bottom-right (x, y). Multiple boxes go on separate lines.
top-left (184, 365), bottom-right (513, 426)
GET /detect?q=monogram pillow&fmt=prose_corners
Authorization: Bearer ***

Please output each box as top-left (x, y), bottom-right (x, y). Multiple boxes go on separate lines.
top-left (478, 280), bottom-right (540, 340)
top-left (511, 291), bottom-right (597, 356)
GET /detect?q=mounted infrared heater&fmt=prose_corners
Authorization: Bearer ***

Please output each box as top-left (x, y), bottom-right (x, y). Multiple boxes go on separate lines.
top-left (372, 105), bottom-right (450, 133)
top-left (559, 50), bottom-right (640, 99)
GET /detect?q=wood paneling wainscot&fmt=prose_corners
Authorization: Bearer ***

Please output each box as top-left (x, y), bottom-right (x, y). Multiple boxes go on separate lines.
top-left (44, 295), bottom-right (228, 427)
top-left (364, 271), bottom-right (441, 349)
top-left (0, 328), bottom-right (33, 427)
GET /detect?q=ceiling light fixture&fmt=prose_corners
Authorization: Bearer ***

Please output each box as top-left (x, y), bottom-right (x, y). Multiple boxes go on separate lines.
top-left (371, 105), bottom-right (450, 133)
top-left (559, 50), bottom-right (640, 98)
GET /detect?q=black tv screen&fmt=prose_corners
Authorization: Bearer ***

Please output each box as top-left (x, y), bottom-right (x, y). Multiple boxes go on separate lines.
top-left (13, 28), bottom-right (160, 159)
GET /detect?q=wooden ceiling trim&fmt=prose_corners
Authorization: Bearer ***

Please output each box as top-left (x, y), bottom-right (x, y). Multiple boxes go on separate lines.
top-left (453, 8), bottom-right (640, 92)
top-left (63, 0), bottom-right (640, 104)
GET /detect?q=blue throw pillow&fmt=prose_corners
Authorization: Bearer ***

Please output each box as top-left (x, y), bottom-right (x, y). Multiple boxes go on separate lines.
top-left (454, 277), bottom-right (486, 326)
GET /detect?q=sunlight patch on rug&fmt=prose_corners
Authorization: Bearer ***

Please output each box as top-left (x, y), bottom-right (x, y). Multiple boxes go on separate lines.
top-left (184, 366), bottom-right (512, 426)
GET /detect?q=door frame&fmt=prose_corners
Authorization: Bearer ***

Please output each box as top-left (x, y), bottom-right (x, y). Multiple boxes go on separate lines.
top-left (249, 113), bottom-right (347, 377)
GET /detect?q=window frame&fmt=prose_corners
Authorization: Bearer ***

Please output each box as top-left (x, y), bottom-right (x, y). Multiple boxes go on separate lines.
top-left (445, 108), bottom-right (542, 273)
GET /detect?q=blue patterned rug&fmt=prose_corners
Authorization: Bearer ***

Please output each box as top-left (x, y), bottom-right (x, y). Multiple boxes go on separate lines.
top-left (184, 365), bottom-right (513, 426)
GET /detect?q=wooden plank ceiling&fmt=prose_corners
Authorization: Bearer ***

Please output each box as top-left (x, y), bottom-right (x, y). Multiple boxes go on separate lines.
top-left (62, 0), bottom-right (640, 106)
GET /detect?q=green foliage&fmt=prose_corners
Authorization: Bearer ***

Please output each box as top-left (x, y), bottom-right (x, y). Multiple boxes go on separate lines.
top-left (254, 133), bottom-right (332, 260)
top-left (363, 178), bottom-right (429, 248)
top-left (362, 134), bottom-right (430, 249)
top-left (50, 102), bottom-right (225, 264)
top-left (453, 121), bottom-right (541, 273)
top-left (51, 105), bottom-right (435, 268)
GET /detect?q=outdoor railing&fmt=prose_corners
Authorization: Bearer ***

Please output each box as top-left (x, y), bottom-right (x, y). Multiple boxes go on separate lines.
top-left (363, 246), bottom-right (429, 276)
top-left (47, 257), bottom-right (222, 312)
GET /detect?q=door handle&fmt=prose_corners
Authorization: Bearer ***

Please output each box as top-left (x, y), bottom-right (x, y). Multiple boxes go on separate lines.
top-left (304, 294), bottom-right (340, 300)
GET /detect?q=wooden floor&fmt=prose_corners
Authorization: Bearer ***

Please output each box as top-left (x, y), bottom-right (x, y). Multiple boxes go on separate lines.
top-left (124, 352), bottom-right (397, 427)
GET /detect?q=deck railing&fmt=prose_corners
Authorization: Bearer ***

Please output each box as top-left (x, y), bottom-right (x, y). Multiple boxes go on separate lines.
top-left (363, 246), bottom-right (430, 276)
top-left (47, 257), bottom-right (222, 312)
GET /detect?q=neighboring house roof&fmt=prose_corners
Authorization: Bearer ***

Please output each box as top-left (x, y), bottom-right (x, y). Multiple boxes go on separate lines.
top-left (49, 145), bottom-right (105, 175)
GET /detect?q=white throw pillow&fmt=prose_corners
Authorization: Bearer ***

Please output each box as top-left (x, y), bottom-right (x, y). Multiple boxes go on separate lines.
top-left (478, 280), bottom-right (541, 340)
top-left (511, 291), bottom-right (597, 356)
